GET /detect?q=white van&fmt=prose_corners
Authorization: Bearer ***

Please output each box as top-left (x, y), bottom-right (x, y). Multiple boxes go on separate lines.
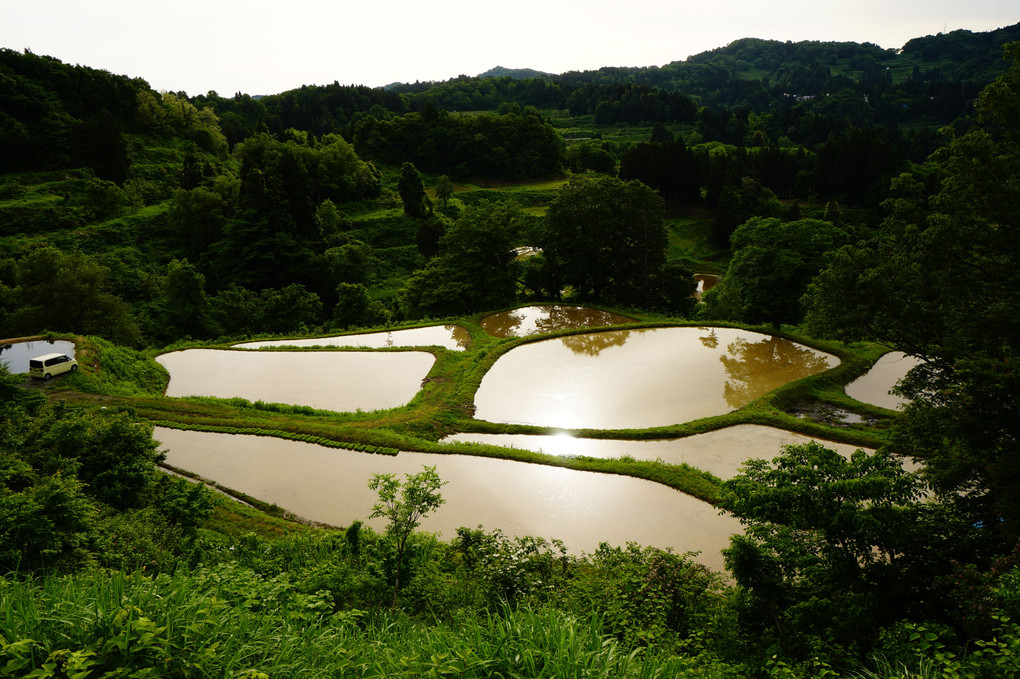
top-left (29, 353), bottom-right (78, 380)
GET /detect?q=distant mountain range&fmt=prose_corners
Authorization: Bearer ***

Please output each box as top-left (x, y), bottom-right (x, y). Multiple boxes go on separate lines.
top-left (386, 22), bottom-right (1020, 91)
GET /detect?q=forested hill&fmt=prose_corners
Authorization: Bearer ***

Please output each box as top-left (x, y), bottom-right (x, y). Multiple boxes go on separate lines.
top-left (4, 22), bottom-right (1017, 157)
top-left (2, 22), bottom-right (1020, 678)
top-left (477, 66), bottom-right (554, 80)
top-left (388, 23), bottom-right (1020, 113)
top-left (2, 23), bottom-right (1019, 348)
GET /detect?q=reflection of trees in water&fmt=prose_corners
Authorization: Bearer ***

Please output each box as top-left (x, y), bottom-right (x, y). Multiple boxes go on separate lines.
top-left (560, 330), bottom-right (630, 356)
top-left (534, 306), bottom-right (630, 334)
top-left (483, 306), bottom-right (633, 338)
top-left (448, 325), bottom-right (472, 350)
top-left (699, 329), bottom-right (719, 349)
top-left (482, 310), bottom-right (527, 338)
top-left (720, 335), bottom-right (831, 408)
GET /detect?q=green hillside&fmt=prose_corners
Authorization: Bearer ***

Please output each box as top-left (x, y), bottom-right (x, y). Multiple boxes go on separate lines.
top-left (1, 28), bottom-right (1019, 678)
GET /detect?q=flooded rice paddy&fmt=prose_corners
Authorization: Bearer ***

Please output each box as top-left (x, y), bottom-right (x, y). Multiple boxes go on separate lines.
top-left (154, 427), bottom-right (742, 570)
top-left (157, 349), bottom-right (435, 411)
top-left (234, 325), bottom-right (470, 351)
top-left (444, 425), bottom-right (872, 480)
top-left (150, 321), bottom-right (867, 569)
top-left (0, 339), bottom-right (76, 374)
top-left (693, 274), bottom-right (720, 301)
top-left (474, 327), bottom-right (839, 429)
top-left (845, 351), bottom-right (923, 410)
top-left (480, 305), bottom-right (636, 338)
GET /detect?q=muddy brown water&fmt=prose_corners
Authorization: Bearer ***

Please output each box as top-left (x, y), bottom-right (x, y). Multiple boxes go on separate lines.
top-left (0, 339), bottom-right (76, 374)
top-left (473, 327), bottom-right (839, 429)
top-left (156, 349), bottom-right (435, 412)
top-left (693, 274), bottom-right (720, 301)
top-left (845, 351), bottom-right (922, 410)
top-left (154, 427), bottom-right (742, 570)
top-left (480, 306), bottom-right (636, 338)
top-left (444, 425), bottom-right (877, 480)
top-left (234, 325), bottom-right (470, 352)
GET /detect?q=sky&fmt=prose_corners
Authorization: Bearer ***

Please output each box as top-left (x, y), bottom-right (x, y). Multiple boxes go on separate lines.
top-left (2, 1), bottom-right (1018, 96)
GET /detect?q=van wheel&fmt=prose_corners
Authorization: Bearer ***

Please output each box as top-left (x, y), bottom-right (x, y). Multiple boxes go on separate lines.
top-left (71, 364), bottom-right (78, 372)
top-left (43, 373), bottom-right (51, 380)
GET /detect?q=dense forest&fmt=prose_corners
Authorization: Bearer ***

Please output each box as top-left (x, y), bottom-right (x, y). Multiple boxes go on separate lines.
top-left (1, 22), bottom-right (1019, 678)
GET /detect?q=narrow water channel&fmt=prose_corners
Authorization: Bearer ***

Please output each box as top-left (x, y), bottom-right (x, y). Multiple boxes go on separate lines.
top-left (444, 425), bottom-right (874, 479)
top-left (234, 325), bottom-right (470, 351)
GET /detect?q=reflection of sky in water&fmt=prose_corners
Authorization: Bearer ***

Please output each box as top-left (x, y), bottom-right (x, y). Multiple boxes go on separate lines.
top-left (0, 340), bottom-right (76, 374)
top-left (845, 351), bottom-right (923, 410)
top-left (157, 349), bottom-right (435, 412)
top-left (693, 274), bottom-right (720, 301)
top-left (474, 327), bottom-right (838, 429)
top-left (155, 427), bottom-right (742, 570)
top-left (443, 425), bottom-right (916, 480)
top-left (234, 325), bottom-right (470, 351)
top-left (481, 306), bottom-right (635, 338)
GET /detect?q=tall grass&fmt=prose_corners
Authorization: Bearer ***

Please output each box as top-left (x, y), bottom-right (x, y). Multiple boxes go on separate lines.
top-left (0, 570), bottom-right (739, 678)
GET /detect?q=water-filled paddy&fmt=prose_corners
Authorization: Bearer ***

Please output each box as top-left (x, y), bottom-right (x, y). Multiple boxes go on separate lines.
top-left (845, 351), bottom-right (922, 410)
top-left (157, 349), bottom-right (435, 412)
top-left (444, 425), bottom-right (872, 480)
top-left (154, 427), bottom-right (741, 570)
top-left (474, 327), bottom-right (838, 429)
top-left (693, 274), bottom-right (720, 301)
top-left (234, 325), bottom-right (470, 351)
top-left (480, 305), bottom-right (635, 338)
top-left (0, 339), bottom-right (76, 374)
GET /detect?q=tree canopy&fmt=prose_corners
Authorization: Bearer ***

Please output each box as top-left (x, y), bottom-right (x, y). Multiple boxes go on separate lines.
top-left (400, 201), bottom-right (528, 317)
top-left (541, 175), bottom-right (674, 308)
top-left (804, 43), bottom-right (1020, 547)
top-left (707, 217), bottom-right (849, 328)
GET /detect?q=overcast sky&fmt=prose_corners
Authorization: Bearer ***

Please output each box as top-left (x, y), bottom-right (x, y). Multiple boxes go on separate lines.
top-left (2, 1), bottom-right (1017, 96)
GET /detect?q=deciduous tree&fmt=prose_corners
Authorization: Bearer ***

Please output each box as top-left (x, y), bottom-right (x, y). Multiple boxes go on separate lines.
top-left (2, 247), bottom-right (142, 345)
top-left (706, 217), bottom-right (848, 328)
top-left (722, 442), bottom-right (974, 658)
top-left (803, 45), bottom-right (1020, 545)
top-left (398, 162), bottom-right (431, 218)
top-left (401, 201), bottom-right (525, 317)
top-left (160, 258), bottom-right (219, 341)
top-left (541, 175), bottom-right (673, 307)
top-left (368, 466), bottom-right (447, 608)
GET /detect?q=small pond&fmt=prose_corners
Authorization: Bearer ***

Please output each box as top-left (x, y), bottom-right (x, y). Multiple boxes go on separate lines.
top-left (473, 327), bottom-right (839, 429)
top-left (157, 349), bottom-right (435, 412)
top-left (444, 425), bottom-right (875, 480)
top-left (154, 427), bottom-right (741, 570)
top-left (0, 339), bottom-right (76, 374)
top-left (480, 305), bottom-right (635, 338)
top-left (234, 325), bottom-right (470, 352)
top-left (693, 274), bottom-right (720, 301)
top-left (845, 351), bottom-right (923, 410)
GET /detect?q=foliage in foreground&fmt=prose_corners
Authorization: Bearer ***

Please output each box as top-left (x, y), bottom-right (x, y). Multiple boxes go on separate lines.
top-left (4, 359), bottom-right (1020, 677)
top-left (0, 533), bottom-right (1016, 679)
top-left (0, 568), bottom-right (739, 679)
